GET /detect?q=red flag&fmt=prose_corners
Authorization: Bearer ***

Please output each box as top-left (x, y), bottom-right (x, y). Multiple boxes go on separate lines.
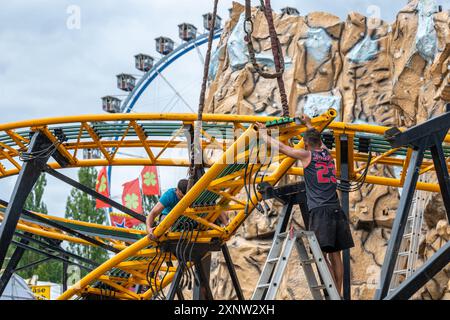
top-left (141, 166), bottom-right (160, 195)
top-left (109, 212), bottom-right (142, 229)
top-left (121, 178), bottom-right (143, 214)
top-left (95, 167), bottom-right (110, 209)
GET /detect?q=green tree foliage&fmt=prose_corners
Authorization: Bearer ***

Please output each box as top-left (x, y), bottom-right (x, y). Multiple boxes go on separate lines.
top-left (65, 167), bottom-right (108, 276)
top-left (143, 194), bottom-right (159, 214)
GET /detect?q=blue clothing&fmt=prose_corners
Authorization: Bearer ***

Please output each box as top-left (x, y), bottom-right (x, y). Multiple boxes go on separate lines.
top-left (159, 188), bottom-right (180, 216)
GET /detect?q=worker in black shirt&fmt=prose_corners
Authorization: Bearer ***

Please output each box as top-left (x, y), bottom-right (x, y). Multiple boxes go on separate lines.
top-left (256, 115), bottom-right (354, 296)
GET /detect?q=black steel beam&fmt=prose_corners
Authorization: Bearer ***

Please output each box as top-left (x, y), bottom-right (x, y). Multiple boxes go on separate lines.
top-left (221, 244), bottom-right (244, 300)
top-left (167, 264), bottom-right (185, 300)
top-left (339, 135), bottom-right (351, 300)
top-left (13, 257), bottom-right (52, 272)
top-left (0, 198), bottom-right (119, 254)
top-left (44, 166), bottom-right (145, 223)
top-left (385, 110), bottom-right (450, 148)
top-left (176, 288), bottom-right (185, 301)
top-left (0, 233), bottom-right (31, 296)
top-left (14, 232), bottom-right (99, 267)
top-left (430, 135), bottom-right (450, 221)
top-left (375, 144), bottom-right (426, 299)
top-left (0, 132), bottom-right (56, 271)
top-left (276, 199), bottom-right (293, 235)
top-left (257, 181), bottom-right (307, 231)
top-left (166, 259), bottom-right (184, 300)
top-left (385, 240), bottom-right (450, 300)
top-left (62, 255), bottom-right (69, 292)
top-left (193, 253), bottom-right (213, 300)
top-left (10, 240), bottom-right (92, 272)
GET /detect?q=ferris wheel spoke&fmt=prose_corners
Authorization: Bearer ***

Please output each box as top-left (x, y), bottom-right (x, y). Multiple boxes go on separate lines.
top-left (194, 42), bottom-right (205, 65)
top-left (154, 70), bottom-right (195, 113)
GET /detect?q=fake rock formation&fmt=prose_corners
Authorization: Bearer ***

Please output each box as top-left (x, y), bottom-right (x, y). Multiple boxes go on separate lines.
top-left (206, 0), bottom-right (450, 300)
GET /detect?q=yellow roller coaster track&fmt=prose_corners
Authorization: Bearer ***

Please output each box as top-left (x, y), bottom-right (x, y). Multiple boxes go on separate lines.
top-left (1, 109), bottom-right (449, 300)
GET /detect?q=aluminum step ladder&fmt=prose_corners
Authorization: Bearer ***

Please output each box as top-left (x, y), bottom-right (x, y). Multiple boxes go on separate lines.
top-left (252, 230), bottom-right (341, 300)
top-left (389, 187), bottom-right (426, 292)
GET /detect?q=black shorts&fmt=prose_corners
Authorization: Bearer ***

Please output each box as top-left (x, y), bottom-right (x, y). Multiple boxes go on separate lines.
top-left (308, 206), bottom-right (354, 253)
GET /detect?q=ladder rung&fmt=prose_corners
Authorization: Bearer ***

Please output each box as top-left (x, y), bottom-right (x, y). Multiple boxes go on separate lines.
top-left (301, 258), bottom-right (315, 265)
top-left (267, 258), bottom-right (279, 264)
top-left (257, 284), bottom-right (270, 289)
top-left (398, 251), bottom-right (409, 257)
top-left (310, 284), bottom-right (326, 290)
top-left (277, 233), bottom-right (288, 239)
top-left (403, 233), bottom-right (412, 238)
top-left (393, 269), bottom-right (408, 274)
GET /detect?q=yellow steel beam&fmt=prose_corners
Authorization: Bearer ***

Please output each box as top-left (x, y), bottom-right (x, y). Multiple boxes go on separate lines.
top-left (0, 109), bottom-right (443, 299)
top-left (130, 120), bottom-right (156, 162)
top-left (355, 147), bottom-right (401, 173)
top-left (223, 109), bottom-right (338, 240)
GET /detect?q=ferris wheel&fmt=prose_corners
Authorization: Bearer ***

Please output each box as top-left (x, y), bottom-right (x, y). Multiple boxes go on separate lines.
top-left (101, 12), bottom-right (223, 116)
top-left (88, 11), bottom-right (225, 225)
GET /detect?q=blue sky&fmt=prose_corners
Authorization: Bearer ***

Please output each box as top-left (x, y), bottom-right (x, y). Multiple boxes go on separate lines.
top-left (0, 0), bottom-right (448, 217)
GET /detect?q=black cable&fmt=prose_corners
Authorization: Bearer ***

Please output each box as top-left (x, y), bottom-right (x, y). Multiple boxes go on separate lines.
top-left (182, 221), bottom-right (193, 290)
top-left (188, 222), bottom-right (201, 287)
top-left (177, 221), bottom-right (189, 290)
top-left (146, 246), bottom-right (161, 300)
top-left (157, 251), bottom-right (169, 300)
top-left (243, 143), bottom-right (258, 214)
top-left (336, 146), bottom-right (373, 192)
top-left (184, 221), bottom-right (196, 290)
top-left (178, 221), bottom-right (188, 290)
top-left (258, 143), bottom-right (274, 213)
top-left (152, 250), bottom-right (164, 300)
top-left (19, 140), bottom-right (62, 162)
top-left (242, 144), bottom-right (252, 207)
top-left (182, 221), bottom-right (194, 290)
top-left (251, 144), bottom-right (261, 203)
top-left (180, 221), bottom-right (192, 291)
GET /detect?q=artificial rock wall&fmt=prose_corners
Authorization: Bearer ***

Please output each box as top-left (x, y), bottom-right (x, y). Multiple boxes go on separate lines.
top-left (205, 0), bottom-right (450, 300)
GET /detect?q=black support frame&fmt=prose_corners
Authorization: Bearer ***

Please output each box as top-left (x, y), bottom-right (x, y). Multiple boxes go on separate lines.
top-left (0, 232), bottom-right (32, 296)
top-left (339, 134), bottom-right (352, 300)
top-left (0, 132), bottom-right (62, 270)
top-left (376, 107), bottom-right (450, 300)
top-left (221, 243), bottom-right (245, 300)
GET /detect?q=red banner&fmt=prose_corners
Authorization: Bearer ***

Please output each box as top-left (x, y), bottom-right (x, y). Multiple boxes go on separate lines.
top-left (109, 212), bottom-right (142, 229)
top-left (121, 178), bottom-right (143, 214)
top-left (95, 167), bottom-right (111, 209)
top-left (141, 166), bottom-right (160, 195)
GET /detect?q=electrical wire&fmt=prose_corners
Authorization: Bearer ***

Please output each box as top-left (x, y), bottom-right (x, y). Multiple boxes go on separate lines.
top-left (177, 221), bottom-right (189, 290)
top-left (146, 245), bottom-right (161, 300)
top-left (243, 142), bottom-right (258, 215)
top-left (188, 223), bottom-right (201, 287)
top-left (336, 146), bottom-right (373, 192)
top-left (183, 221), bottom-right (195, 290)
top-left (152, 249), bottom-right (165, 300)
top-left (19, 140), bottom-right (62, 162)
top-left (157, 251), bottom-right (169, 300)
top-left (256, 141), bottom-right (274, 213)
top-left (251, 144), bottom-right (261, 203)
